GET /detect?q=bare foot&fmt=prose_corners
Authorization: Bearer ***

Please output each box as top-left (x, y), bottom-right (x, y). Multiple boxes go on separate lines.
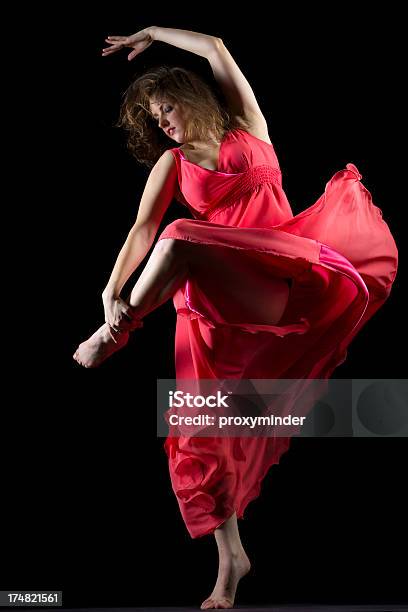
top-left (73, 323), bottom-right (130, 368)
top-left (200, 548), bottom-right (251, 609)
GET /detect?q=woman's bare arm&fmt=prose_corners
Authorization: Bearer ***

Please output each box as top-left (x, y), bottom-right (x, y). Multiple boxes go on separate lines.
top-left (148, 28), bottom-right (266, 125)
top-left (103, 150), bottom-right (177, 299)
top-left (206, 40), bottom-right (269, 133)
top-left (103, 26), bottom-right (217, 60)
top-left (147, 26), bottom-right (219, 58)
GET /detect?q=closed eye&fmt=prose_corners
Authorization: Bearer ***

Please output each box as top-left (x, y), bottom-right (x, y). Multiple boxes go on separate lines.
top-left (152, 106), bottom-right (173, 123)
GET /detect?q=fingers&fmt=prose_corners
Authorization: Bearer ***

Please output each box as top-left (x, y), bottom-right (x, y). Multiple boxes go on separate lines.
top-left (123, 308), bottom-right (133, 320)
top-left (117, 299), bottom-right (133, 320)
top-left (102, 35), bottom-right (151, 60)
top-left (116, 311), bottom-right (132, 326)
top-left (105, 313), bottom-right (132, 333)
top-left (102, 36), bottom-right (129, 56)
top-left (107, 325), bottom-right (119, 343)
top-left (106, 35), bottom-right (127, 42)
top-left (127, 49), bottom-right (139, 61)
top-left (106, 321), bottom-right (120, 334)
top-left (105, 298), bottom-right (133, 331)
top-left (102, 44), bottom-right (123, 57)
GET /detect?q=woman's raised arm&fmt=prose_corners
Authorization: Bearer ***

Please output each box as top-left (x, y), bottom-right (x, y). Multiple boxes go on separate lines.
top-left (102, 26), bottom-right (218, 61)
top-left (102, 27), bottom-right (268, 132)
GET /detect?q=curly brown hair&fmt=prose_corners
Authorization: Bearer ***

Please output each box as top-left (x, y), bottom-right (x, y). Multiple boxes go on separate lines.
top-left (116, 65), bottom-right (248, 169)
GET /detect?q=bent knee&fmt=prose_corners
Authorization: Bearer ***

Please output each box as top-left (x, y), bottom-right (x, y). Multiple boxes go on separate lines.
top-left (158, 218), bottom-right (193, 240)
top-left (155, 237), bottom-right (181, 257)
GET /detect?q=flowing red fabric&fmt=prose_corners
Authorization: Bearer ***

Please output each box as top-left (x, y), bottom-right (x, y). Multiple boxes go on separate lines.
top-left (156, 128), bottom-right (398, 538)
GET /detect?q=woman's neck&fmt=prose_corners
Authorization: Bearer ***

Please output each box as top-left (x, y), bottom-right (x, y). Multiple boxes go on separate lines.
top-left (185, 131), bottom-right (224, 150)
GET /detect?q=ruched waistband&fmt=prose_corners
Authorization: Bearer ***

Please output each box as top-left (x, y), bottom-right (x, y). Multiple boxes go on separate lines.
top-left (207, 164), bottom-right (282, 221)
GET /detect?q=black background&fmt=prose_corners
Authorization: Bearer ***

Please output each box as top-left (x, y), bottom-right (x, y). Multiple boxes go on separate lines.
top-left (2, 4), bottom-right (407, 609)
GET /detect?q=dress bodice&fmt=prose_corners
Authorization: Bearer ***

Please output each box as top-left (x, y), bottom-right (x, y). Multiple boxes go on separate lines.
top-left (169, 128), bottom-right (294, 228)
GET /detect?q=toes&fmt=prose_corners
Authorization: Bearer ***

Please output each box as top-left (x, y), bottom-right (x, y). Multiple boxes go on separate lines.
top-left (72, 353), bottom-right (87, 368)
top-left (200, 597), bottom-right (234, 609)
top-left (201, 599), bottom-right (232, 610)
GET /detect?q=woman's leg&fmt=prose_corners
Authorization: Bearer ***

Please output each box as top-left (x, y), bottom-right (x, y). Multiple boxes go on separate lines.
top-left (73, 237), bottom-right (290, 367)
top-left (126, 238), bottom-right (189, 317)
top-left (201, 512), bottom-right (251, 610)
top-left (126, 239), bottom-right (290, 325)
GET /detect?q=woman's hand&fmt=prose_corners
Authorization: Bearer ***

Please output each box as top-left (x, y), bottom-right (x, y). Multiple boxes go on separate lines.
top-left (102, 28), bottom-right (155, 61)
top-left (102, 291), bottom-right (133, 334)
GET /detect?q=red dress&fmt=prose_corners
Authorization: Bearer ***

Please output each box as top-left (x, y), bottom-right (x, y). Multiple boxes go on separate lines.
top-left (157, 128), bottom-right (398, 538)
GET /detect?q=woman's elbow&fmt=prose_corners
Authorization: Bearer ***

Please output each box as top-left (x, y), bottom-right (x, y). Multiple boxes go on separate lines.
top-left (129, 222), bottom-right (157, 246)
top-left (212, 37), bottom-right (224, 50)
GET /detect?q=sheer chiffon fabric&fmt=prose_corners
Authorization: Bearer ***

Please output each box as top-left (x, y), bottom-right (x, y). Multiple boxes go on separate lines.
top-left (156, 128), bottom-right (398, 538)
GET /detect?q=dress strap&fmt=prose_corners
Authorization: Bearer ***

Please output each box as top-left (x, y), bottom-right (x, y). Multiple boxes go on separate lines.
top-left (169, 148), bottom-right (190, 208)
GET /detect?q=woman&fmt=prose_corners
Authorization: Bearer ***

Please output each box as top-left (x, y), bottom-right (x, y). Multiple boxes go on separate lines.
top-left (73, 26), bottom-right (398, 609)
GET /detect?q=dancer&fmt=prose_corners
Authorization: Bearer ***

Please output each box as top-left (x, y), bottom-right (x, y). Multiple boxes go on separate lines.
top-left (74, 26), bottom-right (398, 609)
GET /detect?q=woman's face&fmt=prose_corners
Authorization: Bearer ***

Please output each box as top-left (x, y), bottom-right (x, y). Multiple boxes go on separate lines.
top-left (149, 98), bottom-right (186, 143)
